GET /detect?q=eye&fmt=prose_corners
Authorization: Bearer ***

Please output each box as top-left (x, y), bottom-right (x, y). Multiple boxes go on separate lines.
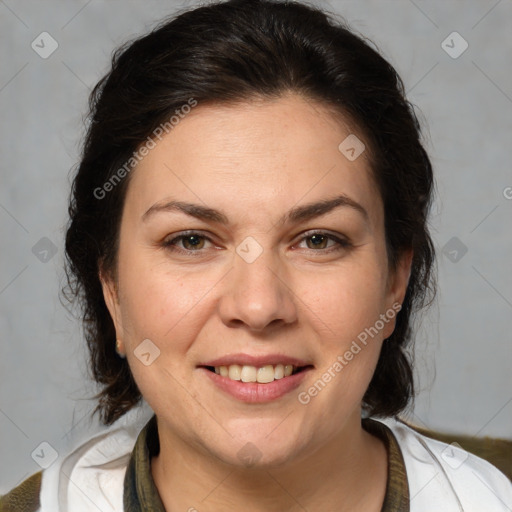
top-left (296, 231), bottom-right (351, 253)
top-left (162, 231), bottom-right (214, 254)
top-left (162, 230), bottom-right (351, 256)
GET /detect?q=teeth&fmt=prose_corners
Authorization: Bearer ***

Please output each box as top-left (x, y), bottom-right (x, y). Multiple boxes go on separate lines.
top-left (228, 364), bottom-right (242, 381)
top-left (213, 364), bottom-right (299, 383)
top-left (241, 365), bottom-right (257, 382)
top-left (274, 364), bottom-right (284, 379)
top-left (257, 365), bottom-right (274, 383)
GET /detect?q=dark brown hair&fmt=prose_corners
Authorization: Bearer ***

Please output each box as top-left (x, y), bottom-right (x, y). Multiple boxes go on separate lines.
top-left (65, 0), bottom-right (436, 426)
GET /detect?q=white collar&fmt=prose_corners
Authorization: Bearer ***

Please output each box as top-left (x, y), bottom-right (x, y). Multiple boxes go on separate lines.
top-left (380, 417), bottom-right (512, 511)
top-left (38, 411), bottom-right (512, 511)
top-left (39, 405), bottom-right (152, 512)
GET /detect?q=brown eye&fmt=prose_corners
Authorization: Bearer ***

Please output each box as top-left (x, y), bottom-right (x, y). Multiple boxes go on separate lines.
top-left (180, 234), bottom-right (206, 250)
top-left (305, 234), bottom-right (330, 250)
top-left (163, 231), bottom-right (213, 254)
top-left (298, 231), bottom-right (351, 253)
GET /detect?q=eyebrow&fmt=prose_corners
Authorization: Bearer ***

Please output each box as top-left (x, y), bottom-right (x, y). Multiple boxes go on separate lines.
top-left (142, 194), bottom-right (370, 226)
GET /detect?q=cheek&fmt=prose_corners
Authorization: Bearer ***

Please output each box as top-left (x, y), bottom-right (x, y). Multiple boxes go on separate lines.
top-left (299, 262), bottom-right (388, 341)
top-left (295, 258), bottom-right (389, 405)
top-left (116, 243), bottom-right (213, 339)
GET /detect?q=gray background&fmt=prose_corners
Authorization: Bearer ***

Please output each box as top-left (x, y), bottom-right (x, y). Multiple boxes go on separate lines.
top-left (1, 0), bottom-right (511, 492)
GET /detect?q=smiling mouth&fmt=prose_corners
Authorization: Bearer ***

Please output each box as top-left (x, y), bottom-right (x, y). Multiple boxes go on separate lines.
top-left (201, 364), bottom-right (313, 384)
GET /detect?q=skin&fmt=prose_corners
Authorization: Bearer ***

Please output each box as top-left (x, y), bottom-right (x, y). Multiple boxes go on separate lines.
top-left (101, 94), bottom-right (413, 511)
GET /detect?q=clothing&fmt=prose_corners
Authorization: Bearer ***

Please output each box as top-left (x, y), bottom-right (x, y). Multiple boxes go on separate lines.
top-left (124, 414), bottom-right (409, 511)
top-left (1, 407), bottom-right (511, 511)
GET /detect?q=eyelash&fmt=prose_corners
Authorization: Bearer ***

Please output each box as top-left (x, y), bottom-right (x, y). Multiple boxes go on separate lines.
top-left (162, 230), bottom-right (352, 256)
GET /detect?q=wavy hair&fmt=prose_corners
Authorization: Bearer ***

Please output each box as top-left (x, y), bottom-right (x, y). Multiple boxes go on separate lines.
top-left (64, 0), bottom-right (437, 425)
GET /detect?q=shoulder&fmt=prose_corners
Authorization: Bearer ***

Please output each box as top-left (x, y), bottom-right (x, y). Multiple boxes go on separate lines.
top-left (0, 471), bottom-right (42, 512)
top-left (1, 426), bottom-right (137, 512)
top-left (1, 407), bottom-right (153, 512)
top-left (378, 417), bottom-right (512, 511)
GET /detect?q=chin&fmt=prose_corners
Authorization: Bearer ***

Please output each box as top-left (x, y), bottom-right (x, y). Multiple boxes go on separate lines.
top-left (217, 442), bottom-right (301, 470)
top-left (211, 423), bottom-right (307, 469)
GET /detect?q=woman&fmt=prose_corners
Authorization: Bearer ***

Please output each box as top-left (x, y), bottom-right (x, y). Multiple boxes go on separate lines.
top-left (2, 0), bottom-right (511, 510)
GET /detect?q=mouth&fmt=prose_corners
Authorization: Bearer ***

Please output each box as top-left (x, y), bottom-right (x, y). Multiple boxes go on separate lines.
top-left (197, 356), bottom-right (314, 403)
top-left (200, 364), bottom-right (313, 384)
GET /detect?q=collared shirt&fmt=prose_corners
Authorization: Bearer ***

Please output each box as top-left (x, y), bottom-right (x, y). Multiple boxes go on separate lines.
top-left (123, 414), bottom-right (410, 511)
top-left (3, 412), bottom-right (511, 511)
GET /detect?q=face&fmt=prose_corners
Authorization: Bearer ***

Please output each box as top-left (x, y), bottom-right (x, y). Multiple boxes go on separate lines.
top-left (102, 94), bottom-right (412, 468)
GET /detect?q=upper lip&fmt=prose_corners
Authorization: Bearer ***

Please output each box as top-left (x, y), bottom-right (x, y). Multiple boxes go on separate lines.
top-left (199, 353), bottom-right (312, 368)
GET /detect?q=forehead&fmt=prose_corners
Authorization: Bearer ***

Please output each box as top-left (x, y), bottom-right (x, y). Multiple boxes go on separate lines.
top-left (123, 94), bottom-right (382, 228)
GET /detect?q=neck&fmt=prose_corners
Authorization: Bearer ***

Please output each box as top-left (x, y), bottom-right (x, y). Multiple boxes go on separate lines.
top-left (151, 414), bottom-right (388, 512)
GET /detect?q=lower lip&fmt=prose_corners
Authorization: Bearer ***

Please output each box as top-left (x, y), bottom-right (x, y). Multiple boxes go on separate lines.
top-left (199, 367), bottom-right (312, 403)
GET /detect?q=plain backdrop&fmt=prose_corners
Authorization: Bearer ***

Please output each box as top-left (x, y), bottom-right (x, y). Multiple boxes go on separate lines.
top-left (1, 0), bottom-right (511, 492)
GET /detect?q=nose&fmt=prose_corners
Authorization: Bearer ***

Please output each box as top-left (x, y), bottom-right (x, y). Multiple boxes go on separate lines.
top-left (218, 246), bottom-right (298, 333)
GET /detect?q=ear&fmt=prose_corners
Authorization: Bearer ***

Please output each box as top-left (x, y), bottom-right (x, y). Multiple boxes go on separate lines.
top-left (99, 265), bottom-right (124, 336)
top-left (382, 248), bottom-right (413, 339)
top-left (387, 248), bottom-right (413, 305)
